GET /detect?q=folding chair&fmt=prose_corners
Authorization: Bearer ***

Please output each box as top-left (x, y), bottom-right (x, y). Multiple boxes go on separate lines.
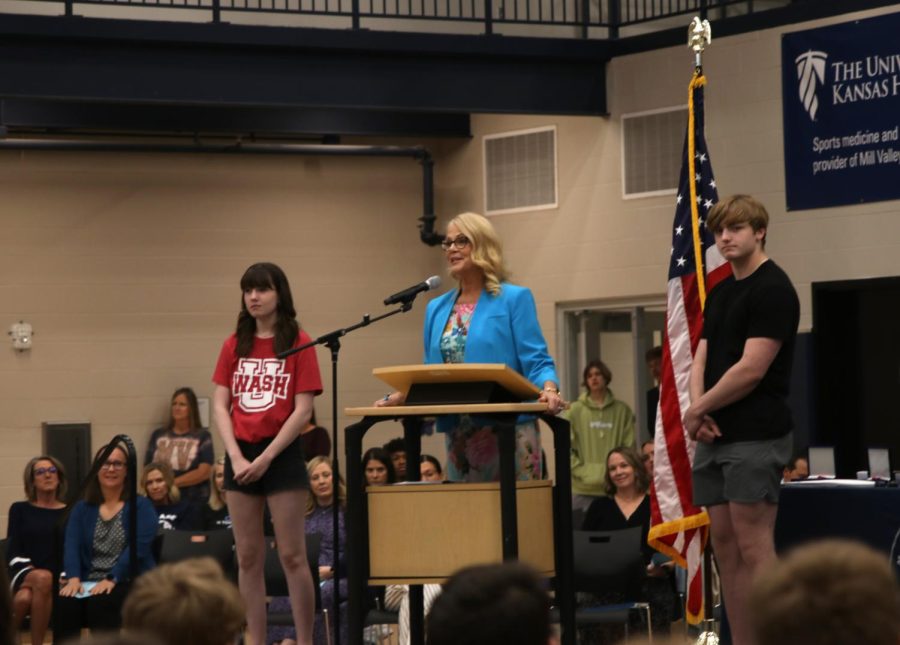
top-left (157, 528), bottom-right (236, 581)
top-left (557, 526), bottom-right (653, 641)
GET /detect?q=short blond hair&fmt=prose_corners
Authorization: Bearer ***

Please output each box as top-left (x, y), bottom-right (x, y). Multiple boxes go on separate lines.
top-left (123, 557), bottom-right (245, 645)
top-left (448, 212), bottom-right (509, 296)
top-left (749, 539), bottom-right (900, 645)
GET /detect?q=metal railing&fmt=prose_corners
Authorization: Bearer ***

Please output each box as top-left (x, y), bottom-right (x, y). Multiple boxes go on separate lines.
top-left (36, 0), bottom-right (789, 36)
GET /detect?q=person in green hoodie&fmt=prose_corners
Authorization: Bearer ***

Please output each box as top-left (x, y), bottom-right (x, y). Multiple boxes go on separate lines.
top-left (565, 359), bottom-right (635, 513)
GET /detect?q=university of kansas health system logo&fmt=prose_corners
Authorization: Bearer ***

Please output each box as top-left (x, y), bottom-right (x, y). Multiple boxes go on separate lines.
top-left (795, 50), bottom-right (828, 121)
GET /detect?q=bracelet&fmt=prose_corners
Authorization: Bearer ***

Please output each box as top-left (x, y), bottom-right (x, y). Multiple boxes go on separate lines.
top-left (543, 387), bottom-right (560, 394)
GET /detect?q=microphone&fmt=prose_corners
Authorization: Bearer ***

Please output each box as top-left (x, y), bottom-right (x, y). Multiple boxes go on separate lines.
top-left (384, 276), bottom-right (442, 306)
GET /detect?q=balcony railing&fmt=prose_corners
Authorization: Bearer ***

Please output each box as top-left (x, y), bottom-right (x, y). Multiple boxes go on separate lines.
top-left (15, 0), bottom-right (792, 37)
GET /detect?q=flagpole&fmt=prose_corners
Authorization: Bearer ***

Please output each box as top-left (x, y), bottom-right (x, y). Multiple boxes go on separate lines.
top-left (687, 16), bottom-right (721, 645)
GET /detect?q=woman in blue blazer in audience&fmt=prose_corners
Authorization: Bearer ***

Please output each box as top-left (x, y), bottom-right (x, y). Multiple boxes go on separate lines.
top-left (54, 442), bottom-right (157, 642)
top-left (377, 211), bottom-right (564, 482)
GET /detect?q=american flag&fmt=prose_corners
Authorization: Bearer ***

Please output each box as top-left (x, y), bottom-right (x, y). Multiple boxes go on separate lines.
top-left (647, 70), bottom-right (731, 625)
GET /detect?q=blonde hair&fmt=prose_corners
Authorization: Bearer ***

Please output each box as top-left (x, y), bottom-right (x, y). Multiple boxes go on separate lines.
top-left (706, 194), bottom-right (770, 249)
top-left (123, 557), bottom-right (245, 645)
top-left (140, 462), bottom-right (181, 504)
top-left (448, 212), bottom-right (509, 296)
top-left (306, 456), bottom-right (346, 515)
top-left (207, 457), bottom-right (226, 512)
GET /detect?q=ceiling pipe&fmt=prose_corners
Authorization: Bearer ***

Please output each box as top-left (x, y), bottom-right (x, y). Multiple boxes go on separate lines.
top-left (0, 138), bottom-right (444, 246)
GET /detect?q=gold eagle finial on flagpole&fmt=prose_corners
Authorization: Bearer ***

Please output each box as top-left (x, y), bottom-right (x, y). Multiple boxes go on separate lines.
top-left (688, 16), bottom-right (712, 69)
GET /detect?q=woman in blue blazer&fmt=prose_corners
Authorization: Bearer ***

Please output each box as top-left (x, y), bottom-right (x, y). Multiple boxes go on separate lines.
top-left (377, 211), bottom-right (564, 481)
top-left (54, 443), bottom-right (158, 641)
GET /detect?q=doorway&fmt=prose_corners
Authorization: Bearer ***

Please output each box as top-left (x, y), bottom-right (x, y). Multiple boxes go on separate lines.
top-left (558, 300), bottom-right (666, 445)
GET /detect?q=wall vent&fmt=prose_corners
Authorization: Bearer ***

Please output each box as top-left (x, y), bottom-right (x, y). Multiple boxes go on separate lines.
top-left (483, 125), bottom-right (557, 215)
top-left (621, 106), bottom-right (686, 198)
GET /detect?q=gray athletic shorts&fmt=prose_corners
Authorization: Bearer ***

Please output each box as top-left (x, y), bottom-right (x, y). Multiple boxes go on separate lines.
top-left (692, 432), bottom-right (793, 506)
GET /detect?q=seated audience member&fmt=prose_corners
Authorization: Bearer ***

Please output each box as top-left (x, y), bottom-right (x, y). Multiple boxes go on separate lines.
top-left (384, 583), bottom-right (442, 645)
top-left (269, 456), bottom-right (347, 645)
top-left (362, 448), bottom-right (396, 488)
top-left (426, 562), bottom-right (557, 645)
top-left (383, 438), bottom-right (407, 480)
top-left (144, 387), bottom-right (214, 503)
top-left (54, 443), bottom-right (158, 642)
top-left (749, 539), bottom-right (900, 645)
top-left (141, 462), bottom-right (199, 531)
top-left (6, 456), bottom-right (68, 645)
top-left (782, 454), bottom-right (809, 482)
top-left (645, 346), bottom-right (663, 437)
top-left (640, 441), bottom-right (654, 477)
top-left (0, 550), bottom-right (16, 645)
top-left (123, 557), bottom-right (245, 645)
top-left (301, 409), bottom-right (331, 461)
top-left (581, 447), bottom-right (678, 641)
top-left (201, 457), bottom-right (232, 531)
top-left (420, 455), bottom-right (444, 482)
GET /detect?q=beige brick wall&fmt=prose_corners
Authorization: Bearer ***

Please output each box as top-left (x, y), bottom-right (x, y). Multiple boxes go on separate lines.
top-left (0, 150), bottom-right (448, 532)
top-left (3, 6), bottom-right (900, 533)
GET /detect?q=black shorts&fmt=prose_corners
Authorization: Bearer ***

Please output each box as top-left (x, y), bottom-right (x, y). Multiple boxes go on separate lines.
top-left (224, 436), bottom-right (309, 496)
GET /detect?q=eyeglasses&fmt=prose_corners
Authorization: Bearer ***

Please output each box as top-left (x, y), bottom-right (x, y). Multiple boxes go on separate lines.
top-left (440, 235), bottom-right (470, 251)
top-left (100, 460), bottom-right (126, 471)
top-left (34, 466), bottom-right (58, 477)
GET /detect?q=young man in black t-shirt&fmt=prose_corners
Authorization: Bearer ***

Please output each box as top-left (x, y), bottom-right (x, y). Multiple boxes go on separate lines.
top-left (683, 194), bottom-right (800, 645)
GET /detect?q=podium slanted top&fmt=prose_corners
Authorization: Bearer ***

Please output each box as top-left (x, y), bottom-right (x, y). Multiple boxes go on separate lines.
top-left (373, 363), bottom-right (541, 404)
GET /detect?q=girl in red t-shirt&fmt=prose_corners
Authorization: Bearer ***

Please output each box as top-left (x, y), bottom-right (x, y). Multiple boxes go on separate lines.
top-left (212, 262), bottom-right (323, 645)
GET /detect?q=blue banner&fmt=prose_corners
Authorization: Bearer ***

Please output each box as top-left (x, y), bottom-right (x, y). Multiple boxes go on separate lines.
top-left (782, 12), bottom-right (900, 211)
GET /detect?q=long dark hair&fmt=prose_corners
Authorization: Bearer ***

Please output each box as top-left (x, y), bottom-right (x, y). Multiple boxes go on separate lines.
top-left (84, 443), bottom-right (132, 505)
top-left (362, 447), bottom-right (396, 486)
top-left (166, 387), bottom-right (202, 432)
top-left (236, 262), bottom-right (300, 357)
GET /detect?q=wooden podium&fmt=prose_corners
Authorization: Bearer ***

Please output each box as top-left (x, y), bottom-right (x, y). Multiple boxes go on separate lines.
top-left (344, 364), bottom-right (575, 645)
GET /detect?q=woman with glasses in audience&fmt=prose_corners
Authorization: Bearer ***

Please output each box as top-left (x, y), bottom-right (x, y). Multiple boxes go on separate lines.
top-left (6, 456), bottom-right (68, 645)
top-left (376, 212), bottom-right (563, 482)
top-left (54, 443), bottom-right (158, 641)
top-left (145, 387), bottom-right (215, 504)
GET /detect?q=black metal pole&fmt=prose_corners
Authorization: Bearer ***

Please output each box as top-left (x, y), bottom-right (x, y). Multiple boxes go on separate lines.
top-left (402, 418), bottom-right (425, 645)
top-left (540, 414), bottom-right (574, 645)
top-left (497, 417), bottom-right (518, 560)
top-left (327, 340), bottom-right (343, 645)
top-left (346, 417), bottom-right (379, 645)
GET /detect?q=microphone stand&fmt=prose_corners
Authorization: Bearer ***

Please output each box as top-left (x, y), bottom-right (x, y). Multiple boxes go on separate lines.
top-left (277, 296), bottom-right (419, 645)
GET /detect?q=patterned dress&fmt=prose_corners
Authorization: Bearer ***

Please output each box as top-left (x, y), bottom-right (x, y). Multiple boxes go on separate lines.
top-left (440, 303), bottom-right (543, 482)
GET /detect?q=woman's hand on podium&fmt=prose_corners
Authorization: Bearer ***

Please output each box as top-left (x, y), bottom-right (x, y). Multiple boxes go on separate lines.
top-left (374, 391), bottom-right (406, 407)
top-left (538, 383), bottom-right (566, 415)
